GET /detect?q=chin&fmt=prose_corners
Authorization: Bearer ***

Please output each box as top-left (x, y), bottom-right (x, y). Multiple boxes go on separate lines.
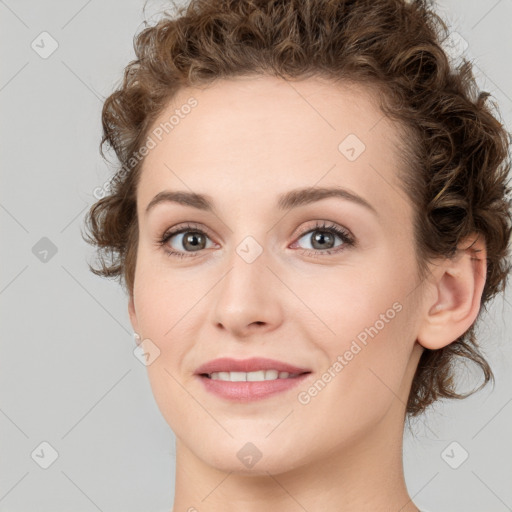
top-left (190, 434), bottom-right (312, 477)
top-left (205, 451), bottom-right (307, 477)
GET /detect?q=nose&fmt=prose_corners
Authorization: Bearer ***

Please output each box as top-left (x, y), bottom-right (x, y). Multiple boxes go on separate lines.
top-left (210, 245), bottom-right (284, 339)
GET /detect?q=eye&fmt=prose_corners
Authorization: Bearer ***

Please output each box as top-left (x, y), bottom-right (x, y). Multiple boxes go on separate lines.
top-left (158, 223), bottom-right (216, 259)
top-left (157, 220), bottom-right (355, 259)
top-left (291, 221), bottom-right (355, 257)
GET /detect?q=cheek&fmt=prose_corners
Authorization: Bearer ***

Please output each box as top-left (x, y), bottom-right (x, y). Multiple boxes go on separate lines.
top-left (132, 250), bottom-right (196, 335)
top-left (292, 259), bottom-right (410, 347)
top-left (294, 261), bottom-right (416, 402)
top-left (290, 304), bottom-right (414, 452)
top-left (133, 275), bottom-right (193, 431)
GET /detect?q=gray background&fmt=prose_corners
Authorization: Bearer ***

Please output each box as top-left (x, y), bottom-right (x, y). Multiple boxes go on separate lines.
top-left (0, 1), bottom-right (511, 511)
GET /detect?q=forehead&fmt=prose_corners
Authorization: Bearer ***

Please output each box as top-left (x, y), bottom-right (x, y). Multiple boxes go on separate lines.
top-left (137, 75), bottom-right (411, 222)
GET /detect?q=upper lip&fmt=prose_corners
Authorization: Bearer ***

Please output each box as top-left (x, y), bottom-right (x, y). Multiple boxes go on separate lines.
top-left (195, 357), bottom-right (312, 375)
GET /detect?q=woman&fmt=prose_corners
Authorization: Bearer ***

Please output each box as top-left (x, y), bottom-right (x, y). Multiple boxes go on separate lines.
top-left (84, 0), bottom-right (511, 510)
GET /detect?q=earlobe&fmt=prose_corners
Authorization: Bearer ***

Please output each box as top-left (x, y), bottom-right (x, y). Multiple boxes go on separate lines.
top-left (417, 234), bottom-right (487, 350)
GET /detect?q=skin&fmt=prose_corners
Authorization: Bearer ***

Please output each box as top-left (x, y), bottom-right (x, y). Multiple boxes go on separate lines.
top-left (127, 75), bottom-right (486, 512)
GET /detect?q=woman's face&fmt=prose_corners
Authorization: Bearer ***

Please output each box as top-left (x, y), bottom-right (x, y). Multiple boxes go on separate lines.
top-left (129, 75), bottom-right (427, 474)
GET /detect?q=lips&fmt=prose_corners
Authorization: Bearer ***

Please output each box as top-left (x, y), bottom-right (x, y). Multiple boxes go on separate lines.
top-left (194, 357), bottom-right (311, 376)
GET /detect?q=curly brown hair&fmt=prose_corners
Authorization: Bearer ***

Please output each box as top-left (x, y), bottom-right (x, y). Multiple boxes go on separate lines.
top-left (83, 0), bottom-right (512, 417)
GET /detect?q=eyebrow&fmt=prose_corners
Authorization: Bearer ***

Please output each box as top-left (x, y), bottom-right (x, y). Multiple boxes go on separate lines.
top-left (145, 186), bottom-right (378, 216)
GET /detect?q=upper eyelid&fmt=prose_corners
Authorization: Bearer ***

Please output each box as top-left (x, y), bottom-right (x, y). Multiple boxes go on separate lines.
top-left (162, 222), bottom-right (214, 240)
top-left (296, 221), bottom-right (352, 237)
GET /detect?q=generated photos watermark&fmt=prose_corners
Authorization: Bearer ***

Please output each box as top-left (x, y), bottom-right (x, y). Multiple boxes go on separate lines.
top-left (297, 301), bottom-right (403, 405)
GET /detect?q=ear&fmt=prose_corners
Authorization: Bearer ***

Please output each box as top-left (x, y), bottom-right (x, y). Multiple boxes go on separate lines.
top-left (417, 233), bottom-right (487, 350)
top-left (128, 294), bottom-right (140, 340)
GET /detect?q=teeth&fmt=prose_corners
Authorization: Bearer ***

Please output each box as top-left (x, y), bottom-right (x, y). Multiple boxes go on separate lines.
top-left (209, 370), bottom-right (297, 382)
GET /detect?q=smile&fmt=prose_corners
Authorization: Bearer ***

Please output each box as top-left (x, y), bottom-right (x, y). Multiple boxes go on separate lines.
top-left (206, 370), bottom-right (304, 381)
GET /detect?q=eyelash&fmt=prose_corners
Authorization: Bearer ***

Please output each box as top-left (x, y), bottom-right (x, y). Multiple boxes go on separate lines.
top-left (157, 221), bottom-right (355, 259)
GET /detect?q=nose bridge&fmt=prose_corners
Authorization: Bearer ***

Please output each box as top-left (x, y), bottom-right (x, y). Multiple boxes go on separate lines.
top-left (222, 212), bottom-right (273, 281)
top-left (210, 227), bottom-right (283, 334)
top-left (219, 232), bottom-right (270, 303)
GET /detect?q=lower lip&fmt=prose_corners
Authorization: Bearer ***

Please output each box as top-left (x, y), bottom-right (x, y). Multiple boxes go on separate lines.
top-left (197, 374), bottom-right (311, 401)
